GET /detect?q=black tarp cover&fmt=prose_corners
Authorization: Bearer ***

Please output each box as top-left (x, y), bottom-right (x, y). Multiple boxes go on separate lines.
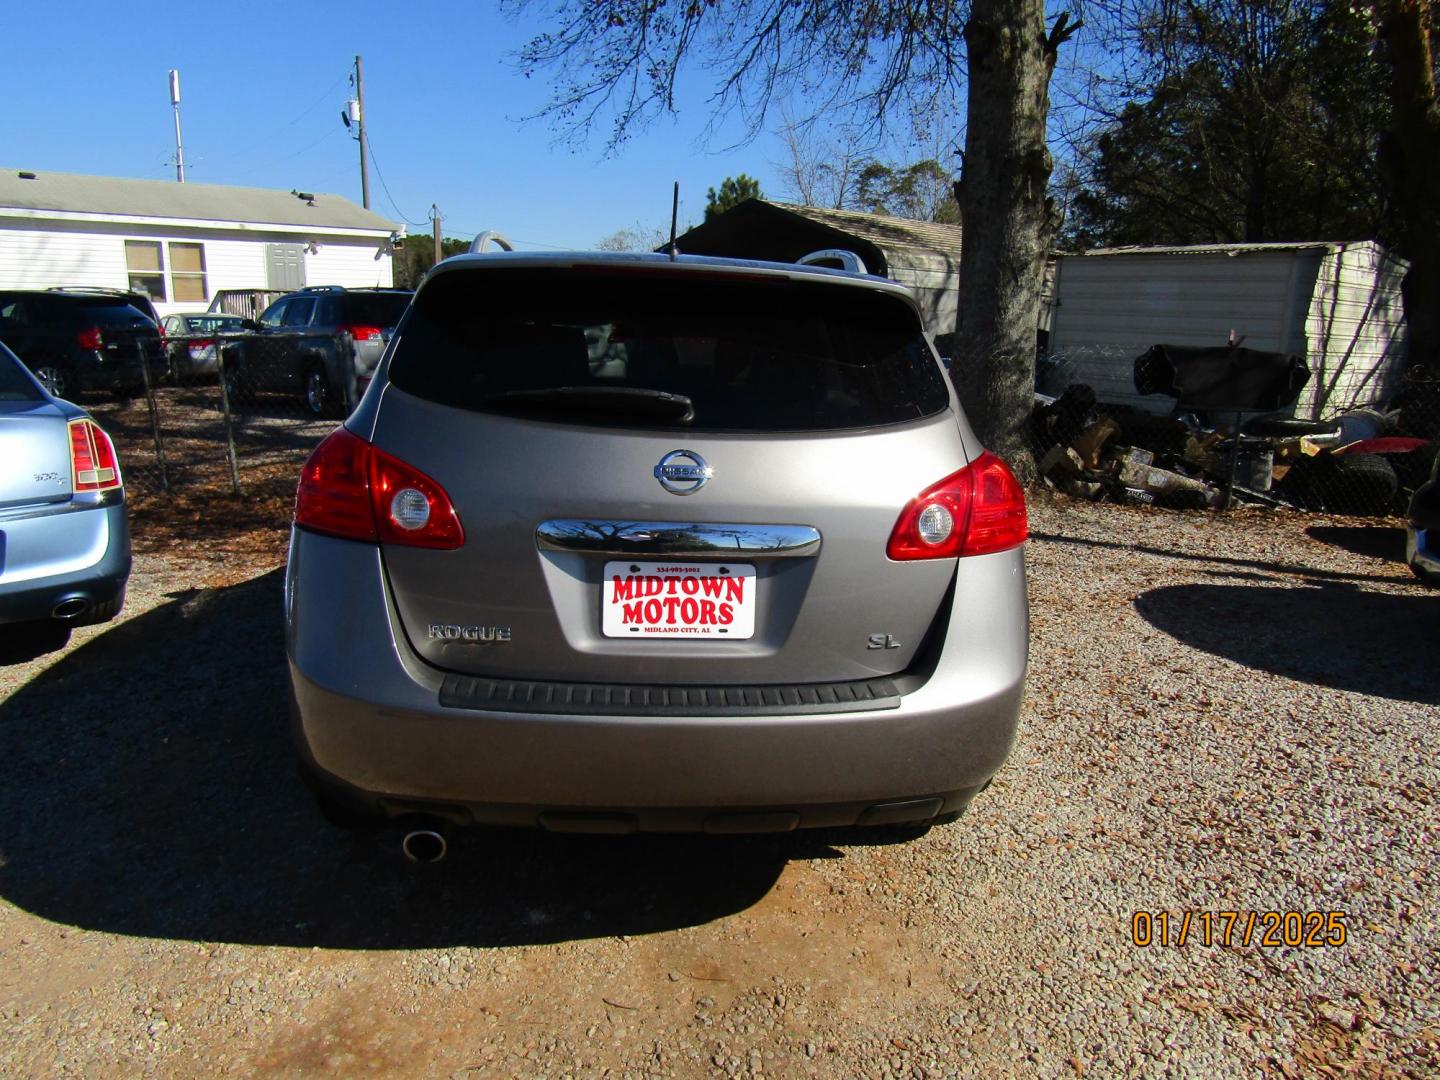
top-left (1133, 344), bottom-right (1311, 411)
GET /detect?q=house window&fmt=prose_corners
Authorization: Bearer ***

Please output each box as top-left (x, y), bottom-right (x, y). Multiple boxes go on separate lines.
top-left (125, 240), bottom-right (166, 301)
top-left (169, 242), bottom-right (208, 303)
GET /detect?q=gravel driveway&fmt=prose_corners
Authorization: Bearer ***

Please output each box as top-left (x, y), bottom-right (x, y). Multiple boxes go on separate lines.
top-left (0, 499), bottom-right (1435, 1078)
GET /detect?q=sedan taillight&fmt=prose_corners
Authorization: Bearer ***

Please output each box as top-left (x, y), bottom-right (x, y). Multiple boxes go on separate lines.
top-left (295, 427), bottom-right (464, 549)
top-left (69, 419), bottom-right (123, 492)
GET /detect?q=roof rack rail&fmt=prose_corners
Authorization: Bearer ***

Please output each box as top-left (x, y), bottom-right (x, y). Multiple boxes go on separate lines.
top-left (796, 248), bottom-right (868, 275)
top-left (468, 231), bottom-right (514, 254)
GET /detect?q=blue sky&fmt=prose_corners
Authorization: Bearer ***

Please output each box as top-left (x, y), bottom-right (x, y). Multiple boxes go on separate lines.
top-left (0, 1), bottom-right (823, 250)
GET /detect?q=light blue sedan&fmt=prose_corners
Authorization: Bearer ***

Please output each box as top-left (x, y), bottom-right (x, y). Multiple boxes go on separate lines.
top-left (0, 341), bottom-right (130, 653)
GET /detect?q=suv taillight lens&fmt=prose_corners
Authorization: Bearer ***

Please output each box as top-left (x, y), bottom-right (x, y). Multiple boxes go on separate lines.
top-left (75, 326), bottom-right (103, 350)
top-left (295, 427), bottom-right (464, 549)
top-left (340, 323), bottom-right (383, 341)
top-left (68, 419), bottom-right (122, 492)
top-left (886, 452), bottom-right (1027, 560)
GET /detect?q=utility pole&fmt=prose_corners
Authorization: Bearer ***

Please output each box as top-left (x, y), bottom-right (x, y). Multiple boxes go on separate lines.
top-left (354, 55), bottom-right (370, 210)
top-left (168, 69), bottom-right (186, 183)
top-left (431, 205), bottom-right (442, 265)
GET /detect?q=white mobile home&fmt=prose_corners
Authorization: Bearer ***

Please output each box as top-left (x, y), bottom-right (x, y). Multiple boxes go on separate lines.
top-left (1047, 241), bottom-right (1408, 418)
top-left (0, 169), bottom-right (401, 318)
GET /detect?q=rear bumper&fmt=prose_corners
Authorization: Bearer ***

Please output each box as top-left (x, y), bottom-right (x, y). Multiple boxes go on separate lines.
top-left (78, 362), bottom-right (146, 393)
top-left (286, 531), bottom-right (1028, 830)
top-left (0, 502), bottom-right (130, 625)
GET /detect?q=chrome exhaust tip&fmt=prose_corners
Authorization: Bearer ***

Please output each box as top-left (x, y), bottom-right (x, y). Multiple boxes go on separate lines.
top-left (401, 827), bottom-right (448, 864)
top-left (51, 597), bottom-right (89, 620)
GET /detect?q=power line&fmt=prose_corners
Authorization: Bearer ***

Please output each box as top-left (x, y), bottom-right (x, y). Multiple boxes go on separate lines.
top-left (439, 219), bottom-right (576, 250)
top-left (196, 70), bottom-right (352, 169)
top-left (511, 236), bottom-right (579, 251)
top-left (225, 125), bottom-right (344, 181)
top-left (362, 131), bottom-right (427, 227)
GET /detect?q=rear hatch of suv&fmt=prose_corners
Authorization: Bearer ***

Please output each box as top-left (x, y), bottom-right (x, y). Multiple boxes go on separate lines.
top-left (332, 291), bottom-right (412, 376)
top-left (360, 259), bottom-right (971, 687)
top-left (61, 296), bottom-right (162, 369)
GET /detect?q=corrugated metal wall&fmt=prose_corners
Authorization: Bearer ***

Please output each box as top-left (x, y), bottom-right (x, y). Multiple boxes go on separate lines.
top-left (1048, 243), bottom-right (1406, 416)
top-left (1300, 244), bottom-right (1408, 417)
top-left (888, 249), bottom-right (960, 344)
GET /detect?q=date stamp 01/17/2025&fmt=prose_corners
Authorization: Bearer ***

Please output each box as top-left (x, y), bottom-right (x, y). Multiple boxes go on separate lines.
top-left (1130, 910), bottom-right (1349, 948)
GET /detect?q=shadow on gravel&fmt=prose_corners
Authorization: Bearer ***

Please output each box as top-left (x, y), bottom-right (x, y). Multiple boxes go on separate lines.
top-left (1305, 525), bottom-right (1408, 564)
top-left (1134, 580), bottom-right (1440, 705)
top-left (0, 570), bottom-right (849, 949)
top-left (0, 623), bottom-right (71, 665)
top-left (1031, 530), bottom-right (1405, 585)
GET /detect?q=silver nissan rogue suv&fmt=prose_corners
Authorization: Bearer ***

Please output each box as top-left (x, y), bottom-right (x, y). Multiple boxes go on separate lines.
top-left (286, 251), bottom-right (1028, 844)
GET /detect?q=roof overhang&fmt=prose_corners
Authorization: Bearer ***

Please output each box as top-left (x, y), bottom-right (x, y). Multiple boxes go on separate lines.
top-left (0, 205), bottom-right (399, 239)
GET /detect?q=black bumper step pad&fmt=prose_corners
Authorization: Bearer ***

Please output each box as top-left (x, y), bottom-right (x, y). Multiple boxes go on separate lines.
top-left (438, 674), bottom-right (901, 716)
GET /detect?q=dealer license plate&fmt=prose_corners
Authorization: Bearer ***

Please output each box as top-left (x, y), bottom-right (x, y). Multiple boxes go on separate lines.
top-left (602, 561), bottom-right (756, 639)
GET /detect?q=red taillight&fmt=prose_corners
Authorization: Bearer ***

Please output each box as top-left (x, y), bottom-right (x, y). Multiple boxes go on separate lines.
top-left (75, 326), bottom-right (103, 350)
top-left (886, 452), bottom-right (1027, 560)
top-left (68, 419), bottom-right (123, 492)
top-left (294, 427), bottom-right (464, 549)
top-left (340, 324), bottom-right (383, 341)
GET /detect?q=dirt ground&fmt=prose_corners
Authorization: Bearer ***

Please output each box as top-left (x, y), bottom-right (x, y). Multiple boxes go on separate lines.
top-left (0, 496), bottom-right (1436, 1078)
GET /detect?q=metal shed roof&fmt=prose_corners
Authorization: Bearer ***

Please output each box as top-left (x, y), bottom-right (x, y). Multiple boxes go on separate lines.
top-left (0, 168), bottom-right (398, 234)
top-left (673, 199), bottom-right (962, 278)
top-left (1063, 241), bottom-right (1367, 258)
top-left (770, 202), bottom-right (963, 256)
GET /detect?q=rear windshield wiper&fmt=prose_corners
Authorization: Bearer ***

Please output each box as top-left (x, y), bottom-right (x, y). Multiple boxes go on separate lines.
top-left (479, 385), bottom-right (695, 422)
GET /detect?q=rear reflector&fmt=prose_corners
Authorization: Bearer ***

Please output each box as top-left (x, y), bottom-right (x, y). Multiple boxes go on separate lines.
top-left (68, 419), bottom-right (122, 492)
top-left (295, 427), bottom-right (464, 549)
top-left (887, 452), bottom-right (1027, 560)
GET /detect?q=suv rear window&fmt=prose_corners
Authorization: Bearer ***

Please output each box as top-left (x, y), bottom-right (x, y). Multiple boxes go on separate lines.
top-left (339, 293), bottom-right (410, 328)
top-left (63, 299), bottom-right (155, 326)
top-left (388, 268), bottom-right (948, 431)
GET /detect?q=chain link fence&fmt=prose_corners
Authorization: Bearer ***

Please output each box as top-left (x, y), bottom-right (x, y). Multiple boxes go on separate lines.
top-left (14, 329), bottom-right (366, 536)
top-left (15, 327), bottom-right (1438, 530)
top-left (1026, 345), bottom-right (1440, 516)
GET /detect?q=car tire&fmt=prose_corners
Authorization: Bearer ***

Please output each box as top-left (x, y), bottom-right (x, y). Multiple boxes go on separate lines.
top-left (1328, 453), bottom-right (1401, 515)
top-left (30, 360), bottom-right (73, 400)
top-left (304, 364), bottom-right (340, 418)
top-left (1241, 416), bottom-right (1340, 438)
top-left (1283, 453), bottom-right (1400, 515)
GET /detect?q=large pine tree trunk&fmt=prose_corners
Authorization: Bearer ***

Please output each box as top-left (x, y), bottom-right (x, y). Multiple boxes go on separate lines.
top-left (952, 0), bottom-right (1071, 482)
top-left (1377, 0), bottom-right (1440, 370)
